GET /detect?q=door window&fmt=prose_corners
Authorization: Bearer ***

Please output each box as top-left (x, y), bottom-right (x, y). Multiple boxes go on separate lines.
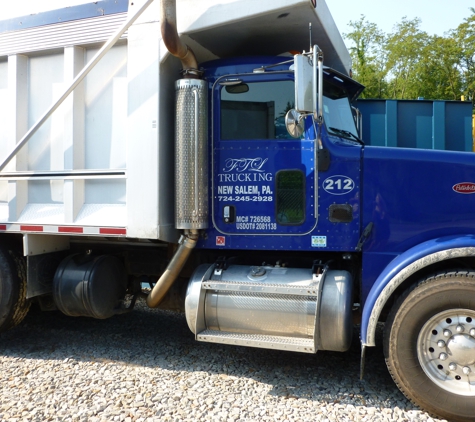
top-left (220, 80), bottom-right (297, 140)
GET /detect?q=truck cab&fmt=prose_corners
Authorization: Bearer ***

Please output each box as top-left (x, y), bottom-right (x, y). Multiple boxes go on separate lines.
top-left (202, 57), bottom-right (363, 251)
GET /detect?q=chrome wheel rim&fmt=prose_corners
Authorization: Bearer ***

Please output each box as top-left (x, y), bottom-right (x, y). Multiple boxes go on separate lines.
top-left (417, 308), bottom-right (475, 396)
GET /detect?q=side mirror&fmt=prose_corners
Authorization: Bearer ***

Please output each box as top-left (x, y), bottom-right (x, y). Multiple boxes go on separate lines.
top-left (293, 47), bottom-right (324, 122)
top-left (294, 54), bottom-right (314, 113)
top-left (285, 109), bottom-right (304, 138)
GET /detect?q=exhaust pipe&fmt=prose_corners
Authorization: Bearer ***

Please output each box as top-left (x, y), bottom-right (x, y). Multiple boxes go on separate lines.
top-left (147, 0), bottom-right (207, 308)
top-left (161, 0), bottom-right (199, 77)
top-left (146, 230), bottom-right (199, 308)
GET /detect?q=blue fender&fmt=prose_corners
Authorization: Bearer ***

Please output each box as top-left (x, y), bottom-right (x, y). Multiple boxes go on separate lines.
top-left (361, 234), bottom-right (475, 347)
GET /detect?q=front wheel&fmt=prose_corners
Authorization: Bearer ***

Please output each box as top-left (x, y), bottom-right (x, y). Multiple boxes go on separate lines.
top-left (384, 271), bottom-right (475, 422)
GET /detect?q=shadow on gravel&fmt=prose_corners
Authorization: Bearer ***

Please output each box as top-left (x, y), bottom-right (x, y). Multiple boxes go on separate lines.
top-left (0, 301), bottom-right (419, 412)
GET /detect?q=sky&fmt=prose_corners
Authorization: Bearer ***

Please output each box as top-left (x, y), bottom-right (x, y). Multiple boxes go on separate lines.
top-left (326, 0), bottom-right (473, 38)
top-left (2, 0), bottom-right (474, 39)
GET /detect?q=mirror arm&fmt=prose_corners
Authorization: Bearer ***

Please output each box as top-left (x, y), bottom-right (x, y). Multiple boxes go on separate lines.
top-left (311, 45), bottom-right (324, 152)
top-left (313, 45), bottom-right (324, 124)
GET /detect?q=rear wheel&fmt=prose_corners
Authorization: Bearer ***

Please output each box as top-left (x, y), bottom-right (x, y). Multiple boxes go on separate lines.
top-left (0, 249), bottom-right (30, 332)
top-left (384, 271), bottom-right (475, 422)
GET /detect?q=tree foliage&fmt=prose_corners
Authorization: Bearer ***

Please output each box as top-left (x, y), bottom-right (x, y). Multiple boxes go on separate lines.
top-left (343, 8), bottom-right (475, 110)
top-left (453, 7), bottom-right (475, 105)
top-left (344, 15), bottom-right (387, 98)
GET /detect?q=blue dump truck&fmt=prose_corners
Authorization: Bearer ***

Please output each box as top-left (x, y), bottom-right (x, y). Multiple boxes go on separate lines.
top-left (0, 1), bottom-right (474, 420)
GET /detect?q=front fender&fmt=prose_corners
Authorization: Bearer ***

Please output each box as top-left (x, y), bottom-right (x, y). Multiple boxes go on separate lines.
top-left (361, 235), bottom-right (475, 347)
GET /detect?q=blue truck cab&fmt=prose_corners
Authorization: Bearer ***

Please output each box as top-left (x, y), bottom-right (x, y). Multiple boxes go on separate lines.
top-left (187, 54), bottom-right (475, 421)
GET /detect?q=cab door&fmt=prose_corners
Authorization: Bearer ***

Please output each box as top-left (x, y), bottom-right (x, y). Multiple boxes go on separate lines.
top-left (212, 73), bottom-right (317, 236)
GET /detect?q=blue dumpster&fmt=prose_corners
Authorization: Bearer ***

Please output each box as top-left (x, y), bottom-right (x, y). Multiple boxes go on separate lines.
top-left (356, 99), bottom-right (473, 152)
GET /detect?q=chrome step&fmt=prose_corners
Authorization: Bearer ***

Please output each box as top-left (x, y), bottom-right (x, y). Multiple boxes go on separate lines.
top-left (201, 279), bottom-right (319, 296)
top-left (196, 329), bottom-right (316, 353)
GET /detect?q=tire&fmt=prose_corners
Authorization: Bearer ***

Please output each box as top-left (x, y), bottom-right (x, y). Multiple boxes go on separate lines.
top-left (384, 271), bottom-right (475, 422)
top-left (0, 249), bottom-right (30, 332)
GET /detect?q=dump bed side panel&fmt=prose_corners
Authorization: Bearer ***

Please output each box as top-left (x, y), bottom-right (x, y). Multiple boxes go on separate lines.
top-left (0, 43), bottom-right (132, 231)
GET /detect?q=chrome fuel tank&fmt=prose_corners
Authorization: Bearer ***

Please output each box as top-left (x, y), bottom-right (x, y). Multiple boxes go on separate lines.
top-left (185, 264), bottom-right (353, 353)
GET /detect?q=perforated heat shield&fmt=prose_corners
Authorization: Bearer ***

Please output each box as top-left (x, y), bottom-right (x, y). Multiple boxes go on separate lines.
top-left (175, 79), bottom-right (208, 229)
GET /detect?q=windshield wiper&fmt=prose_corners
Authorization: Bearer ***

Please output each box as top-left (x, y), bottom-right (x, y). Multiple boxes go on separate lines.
top-left (328, 127), bottom-right (364, 146)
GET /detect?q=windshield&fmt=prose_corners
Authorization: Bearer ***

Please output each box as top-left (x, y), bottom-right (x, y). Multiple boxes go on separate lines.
top-left (323, 81), bottom-right (359, 138)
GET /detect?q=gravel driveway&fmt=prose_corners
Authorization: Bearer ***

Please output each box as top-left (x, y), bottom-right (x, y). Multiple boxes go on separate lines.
top-left (0, 300), bottom-right (446, 422)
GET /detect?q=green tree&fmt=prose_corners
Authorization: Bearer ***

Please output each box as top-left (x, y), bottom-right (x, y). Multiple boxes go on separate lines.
top-left (344, 15), bottom-right (388, 98)
top-left (385, 17), bottom-right (430, 99)
top-left (344, 9), bottom-right (474, 107)
top-left (452, 7), bottom-right (475, 109)
top-left (413, 35), bottom-right (462, 100)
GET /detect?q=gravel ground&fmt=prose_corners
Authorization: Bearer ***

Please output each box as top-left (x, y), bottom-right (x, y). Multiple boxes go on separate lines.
top-left (0, 300), bottom-right (447, 422)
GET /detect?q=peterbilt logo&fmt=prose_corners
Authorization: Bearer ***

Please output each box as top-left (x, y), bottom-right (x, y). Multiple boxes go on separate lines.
top-left (223, 157), bottom-right (268, 172)
top-left (452, 182), bottom-right (475, 194)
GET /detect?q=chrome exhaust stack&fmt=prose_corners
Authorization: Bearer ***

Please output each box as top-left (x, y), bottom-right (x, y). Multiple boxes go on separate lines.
top-left (175, 79), bottom-right (208, 230)
top-left (147, 0), bottom-right (207, 308)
